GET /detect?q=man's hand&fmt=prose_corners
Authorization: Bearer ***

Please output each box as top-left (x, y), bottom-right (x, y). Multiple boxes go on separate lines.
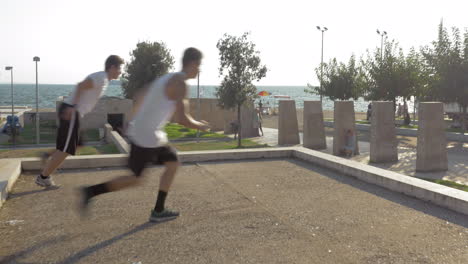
top-left (197, 120), bottom-right (211, 131)
top-left (61, 106), bottom-right (75, 121)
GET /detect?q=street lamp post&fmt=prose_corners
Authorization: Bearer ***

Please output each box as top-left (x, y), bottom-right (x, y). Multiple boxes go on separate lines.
top-left (5, 66), bottom-right (14, 145)
top-left (316, 26), bottom-right (328, 102)
top-left (376, 29), bottom-right (387, 61)
top-left (376, 29), bottom-right (388, 99)
top-left (196, 72), bottom-right (200, 142)
top-left (33, 56), bottom-right (41, 144)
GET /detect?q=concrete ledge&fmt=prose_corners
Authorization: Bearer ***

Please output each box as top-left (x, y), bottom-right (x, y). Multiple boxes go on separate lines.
top-left (20, 148), bottom-right (296, 171)
top-left (10, 147), bottom-right (468, 215)
top-left (0, 159), bottom-right (22, 208)
top-left (292, 147), bottom-right (468, 215)
top-left (324, 121), bottom-right (468, 142)
top-left (104, 123), bottom-right (113, 143)
top-left (21, 155), bottom-right (129, 171)
top-left (109, 131), bottom-right (130, 153)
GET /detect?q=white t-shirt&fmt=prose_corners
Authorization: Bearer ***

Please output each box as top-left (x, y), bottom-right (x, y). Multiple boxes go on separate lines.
top-left (66, 71), bottom-right (109, 116)
top-left (127, 72), bottom-right (180, 148)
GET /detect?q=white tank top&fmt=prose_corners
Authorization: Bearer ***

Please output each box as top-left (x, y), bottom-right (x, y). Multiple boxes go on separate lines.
top-left (66, 71), bottom-right (109, 116)
top-left (127, 72), bottom-right (179, 148)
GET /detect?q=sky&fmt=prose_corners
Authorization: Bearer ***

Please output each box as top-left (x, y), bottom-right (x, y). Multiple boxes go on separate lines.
top-left (0, 0), bottom-right (467, 86)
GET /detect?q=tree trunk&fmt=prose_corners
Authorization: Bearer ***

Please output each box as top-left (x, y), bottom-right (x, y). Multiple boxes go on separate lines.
top-left (237, 104), bottom-right (242, 147)
top-left (462, 105), bottom-right (467, 136)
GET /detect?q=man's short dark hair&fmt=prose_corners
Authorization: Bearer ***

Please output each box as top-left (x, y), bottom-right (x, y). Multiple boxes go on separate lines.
top-left (182, 48), bottom-right (202, 67)
top-left (105, 55), bottom-right (124, 71)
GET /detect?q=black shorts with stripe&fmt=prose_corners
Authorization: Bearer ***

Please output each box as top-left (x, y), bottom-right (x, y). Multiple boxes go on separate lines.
top-left (56, 103), bottom-right (82, 155)
top-left (128, 142), bottom-right (179, 177)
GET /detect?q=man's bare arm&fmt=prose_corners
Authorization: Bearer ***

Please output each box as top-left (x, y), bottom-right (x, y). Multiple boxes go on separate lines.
top-left (71, 78), bottom-right (94, 105)
top-left (166, 75), bottom-right (210, 130)
top-left (61, 78), bottom-right (93, 120)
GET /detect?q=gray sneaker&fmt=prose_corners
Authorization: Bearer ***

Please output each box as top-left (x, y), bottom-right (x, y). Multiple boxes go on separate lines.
top-left (149, 209), bottom-right (179, 222)
top-left (35, 175), bottom-right (58, 188)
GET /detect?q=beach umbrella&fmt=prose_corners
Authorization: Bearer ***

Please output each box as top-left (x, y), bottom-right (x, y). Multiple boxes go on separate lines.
top-left (258, 91), bottom-right (270, 96)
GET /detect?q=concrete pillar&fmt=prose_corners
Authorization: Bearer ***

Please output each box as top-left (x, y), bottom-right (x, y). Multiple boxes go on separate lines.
top-left (303, 101), bottom-right (326, 150)
top-left (370, 101), bottom-right (398, 163)
top-left (241, 101), bottom-right (259, 138)
top-left (104, 123), bottom-right (113, 144)
top-left (278, 100), bottom-right (300, 145)
top-left (333, 101), bottom-right (359, 155)
top-left (416, 102), bottom-right (448, 172)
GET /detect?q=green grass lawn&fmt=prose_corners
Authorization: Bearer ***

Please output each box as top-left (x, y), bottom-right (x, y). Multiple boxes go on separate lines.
top-left (420, 178), bottom-right (468, 192)
top-left (356, 120), bottom-right (370, 125)
top-left (0, 120), bottom-right (100, 145)
top-left (165, 123), bottom-right (226, 140)
top-left (173, 139), bottom-right (268, 151)
top-left (76, 144), bottom-right (120, 155)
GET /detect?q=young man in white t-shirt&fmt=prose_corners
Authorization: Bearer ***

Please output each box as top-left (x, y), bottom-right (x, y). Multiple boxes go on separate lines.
top-left (35, 55), bottom-right (124, 188)
top-left (80, 48), bottom-right (209, 222)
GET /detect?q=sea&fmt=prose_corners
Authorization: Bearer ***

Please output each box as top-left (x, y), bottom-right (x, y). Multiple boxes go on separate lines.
top-left (0, 83), bottom-right (412, 113)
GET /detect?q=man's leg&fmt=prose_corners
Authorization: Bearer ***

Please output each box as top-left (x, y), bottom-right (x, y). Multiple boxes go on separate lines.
top-left (41, 150), bottom-right (69, 176)
top-left (36, 104), bottom-right (79, 188)
top-left (35, 150), bottom-right (69, 187)
top-left (150, 161), bottom-right (180, 222)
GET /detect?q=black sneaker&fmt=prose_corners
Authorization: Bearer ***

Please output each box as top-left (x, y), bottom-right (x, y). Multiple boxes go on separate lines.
top-left (149, 209), bottom-right (180, 222)
top-left (79, 187), bottom-right (93, 217)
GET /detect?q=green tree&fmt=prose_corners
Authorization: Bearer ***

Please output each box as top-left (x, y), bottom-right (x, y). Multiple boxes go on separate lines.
top-left (307, 55), bottom-right (364, 100)
top-left (121, 41), bottom-right (174, 99)
top-left (361, 40), bottom-right (422, 111)
top-left (422, 22), bottom-right (468, 134)
top-left (216, 32), bottom-right (267, 147)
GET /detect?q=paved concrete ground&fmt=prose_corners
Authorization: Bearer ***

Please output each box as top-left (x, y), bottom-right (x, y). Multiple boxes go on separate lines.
top-left (253, 128), bottom-right (468, 185)
top-left (1, 160), bottom-right (467, 264)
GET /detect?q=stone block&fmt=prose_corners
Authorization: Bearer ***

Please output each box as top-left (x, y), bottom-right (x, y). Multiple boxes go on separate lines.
top-left (278, 100), bottom-right (300, 145)
top-left (303, 101), bottom-right (326, 150)
top-left (333, 101), bottom-right (359, 155)
top-left (370, 101), bottom-right (398, 163)
top-left (416, 102), bottom-right (448, 172)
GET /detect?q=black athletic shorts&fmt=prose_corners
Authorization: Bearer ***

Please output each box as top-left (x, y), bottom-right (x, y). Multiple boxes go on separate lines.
top-left (128, 142), bottom-right (179, 177)
top-left (56, 103), bottom-right (82, 155)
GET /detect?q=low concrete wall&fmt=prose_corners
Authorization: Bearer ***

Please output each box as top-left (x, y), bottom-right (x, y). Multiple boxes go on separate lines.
top-left (20, 148), bottom-right (295, 171)
top-left (0, 159), bottom-right (21, 208)
top-left (104, 124), bottom-right (113, 143)
top-left (23, 112), bottom-right (56, 126)
top-left (174, 98), bottom-right (258, 137)
top-left (109, 131), bottom-right (129, 154)
top-left (324, 121), bottom-right (468, 142)
top-left (56, 96), bottom-right (133, 130)
top-left (293, 148), bottom-right (468, 216)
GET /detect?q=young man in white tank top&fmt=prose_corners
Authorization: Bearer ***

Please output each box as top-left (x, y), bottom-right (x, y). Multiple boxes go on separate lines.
top-left (35, 55), bottom-right (124, 188)
top-left (80, 48), bottom-right (210, 222)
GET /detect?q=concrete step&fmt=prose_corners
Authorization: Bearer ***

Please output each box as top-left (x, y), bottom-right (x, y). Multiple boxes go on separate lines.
top-left (0, 159), bottom-right (21, 208)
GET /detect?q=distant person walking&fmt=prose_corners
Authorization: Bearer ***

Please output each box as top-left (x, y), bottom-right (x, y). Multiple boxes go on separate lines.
top-left (367, 103), bottom-right (372, 121)
top-left (253, 108), bottom-right (263, 136)
top-left (35, 55), bottom-right (124, 188)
